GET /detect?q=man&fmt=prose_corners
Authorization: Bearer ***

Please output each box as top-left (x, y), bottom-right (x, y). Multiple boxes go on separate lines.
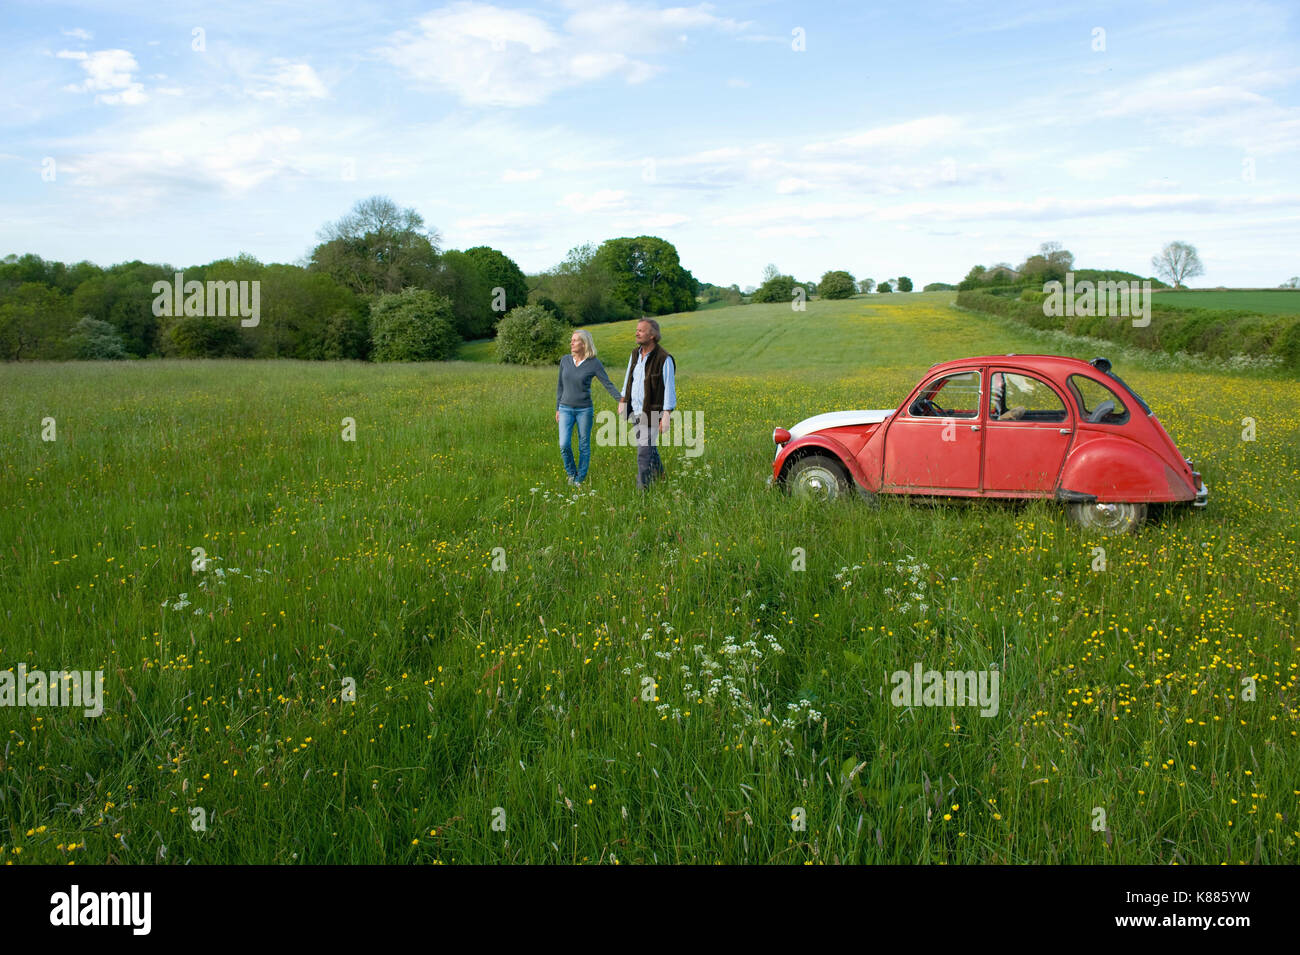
top-left (618, 319), bottom-right (676, 490)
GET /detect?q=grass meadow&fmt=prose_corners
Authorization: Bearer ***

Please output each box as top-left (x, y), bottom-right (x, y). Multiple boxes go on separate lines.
top-left (2, 292), bottom-right (1297, 864)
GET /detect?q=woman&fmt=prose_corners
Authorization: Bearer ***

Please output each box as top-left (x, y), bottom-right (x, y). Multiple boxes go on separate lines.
top-left (556, 329), bottom-right (622, 485)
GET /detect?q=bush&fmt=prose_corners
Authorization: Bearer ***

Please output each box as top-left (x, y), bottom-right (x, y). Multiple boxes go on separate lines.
top-left (370, 288), bottom-right (459, 361)
top-left (923, 282), bottom-right (956, 292)
top-left (818, 270), bottom-right (856, 299)
top-left (752, 275), bottom-right (801, 304)
top-left (66, 316), bottom-right (129, 359)
top-left (495, 304), bottom-right (570, 365)
top-left (897, 276), bottom-right (913, 292)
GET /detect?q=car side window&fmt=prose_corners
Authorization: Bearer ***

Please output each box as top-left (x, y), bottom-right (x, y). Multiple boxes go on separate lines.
top-left (1068, 374), bottom-right (1130, 424)
top-left (909, 371), bottom-right (981, 419)
top-left (989, 372), bottom-right (1067, 423)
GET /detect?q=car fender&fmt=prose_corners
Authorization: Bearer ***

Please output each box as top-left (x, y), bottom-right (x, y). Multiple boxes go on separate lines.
top-left (777, 434), bottom-right (874, 491)
top-left (1059, 434), bottom-right (1197, 503)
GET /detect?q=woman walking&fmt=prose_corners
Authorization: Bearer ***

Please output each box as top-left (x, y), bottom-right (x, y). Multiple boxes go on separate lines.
top-left (556, 329), bottom-right (622, 485)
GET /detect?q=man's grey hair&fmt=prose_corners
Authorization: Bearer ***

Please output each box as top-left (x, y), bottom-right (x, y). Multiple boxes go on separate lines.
top-left (640, 318), bottom-right (661, 342)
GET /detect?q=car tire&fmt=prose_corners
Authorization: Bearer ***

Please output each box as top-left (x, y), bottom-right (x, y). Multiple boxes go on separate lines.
top-left (786, 455), bottom-right (851, 502)
top-left (1067, 500), bottom-right (1147, 535)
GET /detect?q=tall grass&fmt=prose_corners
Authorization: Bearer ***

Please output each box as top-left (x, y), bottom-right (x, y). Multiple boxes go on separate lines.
top-left (1, 296), bottom-right (1296, 863)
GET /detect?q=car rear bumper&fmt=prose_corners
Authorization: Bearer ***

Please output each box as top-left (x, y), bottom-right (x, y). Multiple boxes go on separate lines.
top-left (1193, 481), bottom-right (1209, 507)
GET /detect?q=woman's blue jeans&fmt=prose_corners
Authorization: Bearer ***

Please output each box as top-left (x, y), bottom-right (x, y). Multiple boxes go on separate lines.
top-left (558, 404), bottom-right (594, 482)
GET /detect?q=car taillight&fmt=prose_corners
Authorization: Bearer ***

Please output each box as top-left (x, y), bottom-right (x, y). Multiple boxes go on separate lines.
top-left (1192, 471), bottom-right (1203, 490)
top-left (773, 427), bottom-right (791, 445)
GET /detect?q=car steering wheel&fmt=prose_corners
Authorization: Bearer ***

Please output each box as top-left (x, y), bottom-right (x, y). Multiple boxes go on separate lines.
top-left (916, 397), bottom-right (943, 416)
top-left (1088, 400), bottom-right (1115, 423)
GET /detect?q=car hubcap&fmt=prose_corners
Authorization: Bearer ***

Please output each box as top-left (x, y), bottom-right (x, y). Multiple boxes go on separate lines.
top-left (794, 466), bottom-right (839, 501)
top-left (1084, 502), bottom-right (1132, 531)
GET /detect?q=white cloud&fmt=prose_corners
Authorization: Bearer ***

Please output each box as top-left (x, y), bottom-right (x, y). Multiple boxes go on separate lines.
top-left (380, 1), bottom-right (749, 106)
top-left (805, 115), bottom-right (963, 153)
top-left (58, 49), bottom-right (146, 105)
top-left (559, 189), bottom-right (628, 213)
top-left (775, 177), bottom-right (814, 194)
top-left (1062, 150), bottom-right (1133, 181)
top-left (62, 28), bottom-right (92, 40)
top-left (502, 168), bottom-right (541, 182)
top-left (245, 60), bottom-right (328, 103)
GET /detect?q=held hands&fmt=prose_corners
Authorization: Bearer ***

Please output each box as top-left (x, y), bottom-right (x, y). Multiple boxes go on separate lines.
top-left (659, 412), bottom-right (670, 434)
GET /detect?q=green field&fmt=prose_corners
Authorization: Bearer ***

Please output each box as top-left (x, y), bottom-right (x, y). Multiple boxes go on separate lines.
top-left (2, 294), bottom-right (1298, 864)
top-left (1153, 289), bottom-right (1300, 314)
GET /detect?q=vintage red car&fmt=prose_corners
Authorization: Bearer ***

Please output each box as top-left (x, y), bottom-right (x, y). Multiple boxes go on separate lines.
top-left (771, 355), bottom-right (1207, 533)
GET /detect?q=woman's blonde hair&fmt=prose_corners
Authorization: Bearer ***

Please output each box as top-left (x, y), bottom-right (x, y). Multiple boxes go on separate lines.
top-left (572, 328), bottom-right (596, 359)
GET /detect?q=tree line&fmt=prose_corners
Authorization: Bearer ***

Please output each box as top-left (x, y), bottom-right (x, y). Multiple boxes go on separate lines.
top-left (0, 195), bottom-right (700, 361)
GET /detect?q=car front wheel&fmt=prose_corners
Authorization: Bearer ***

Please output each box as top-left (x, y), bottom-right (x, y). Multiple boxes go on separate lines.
top-left (1068, 500), bottom-right (1147, 534)
top-left (786, 455), bottom-right (850, 502)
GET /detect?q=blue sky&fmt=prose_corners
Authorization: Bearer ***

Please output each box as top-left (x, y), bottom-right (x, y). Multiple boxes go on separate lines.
top-left (3, 0), bottom-right (1298, 287)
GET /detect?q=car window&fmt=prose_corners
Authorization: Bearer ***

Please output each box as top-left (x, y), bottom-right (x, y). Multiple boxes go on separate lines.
top-left (989, 372), bottom-right (1067, 423)
top-left (910, 370), bottom-right (981, 419)
top-left (1068, 374), bottom-right (1130, 424)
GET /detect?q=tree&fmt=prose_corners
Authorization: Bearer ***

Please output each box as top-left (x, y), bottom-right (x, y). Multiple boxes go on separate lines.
top-left (309, 196), bottom-right (441, 296)
top-left (495, 304), bottom-right (569, 365)
top-left (897, 276), bottom-right (913, 292)
top-left (369, 288), bottom-right (459, 361)
top-left (431, 250), bottom-right (496, 340)
top-left (761, 264), bottom-right (781, 284)
top-left (818, 270), bottom-right (856, 299)
top-left (163, 314), bottom-right (249, 358)
top-left (878, 281), bottom-right (894, 293)
top-left (1279, 276), bottom-right (1299, 289)
top-left (0, 283), bottom-right (73, 359)
top-left (1018, 243), bottom-right (1073, 287)
top-left (1151, 241), bottom-right (1204, 289)
top-left (858, 278), bottom-right (875, 294)
top-left (463, 246), bottom-right (528, 316)
top-left (66, 316), bottom-right (129, 359)
top-left (594, 236), bottom-right (696, 317)
top-left (752, 274), bottom-right (800, 303)
top-left (530, 242), bottom-right (631, 326)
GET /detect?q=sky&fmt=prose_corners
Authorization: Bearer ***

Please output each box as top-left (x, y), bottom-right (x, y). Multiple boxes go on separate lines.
top-left (3, 0), bottom-right (1299, 289)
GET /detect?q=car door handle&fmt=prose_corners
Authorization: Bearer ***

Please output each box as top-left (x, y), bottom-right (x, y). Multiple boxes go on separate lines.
top-left (1059, 428), bottom-right (1071, 434)
top-left (970, 425), bottom-right (980, 431)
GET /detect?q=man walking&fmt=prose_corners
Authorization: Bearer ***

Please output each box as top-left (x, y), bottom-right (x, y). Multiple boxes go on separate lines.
top-left (618, 319), bottom-right (676, 490)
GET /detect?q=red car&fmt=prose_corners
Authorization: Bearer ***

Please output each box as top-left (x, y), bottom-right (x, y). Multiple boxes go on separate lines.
top-left (771, 355), bottom-right (1208, 534)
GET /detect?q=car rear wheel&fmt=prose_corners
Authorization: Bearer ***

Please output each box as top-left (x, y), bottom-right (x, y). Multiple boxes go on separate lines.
top-left (786, 455), bottom-right (850, 502)
top-left (1068, 500), bottom-right (1147, 534)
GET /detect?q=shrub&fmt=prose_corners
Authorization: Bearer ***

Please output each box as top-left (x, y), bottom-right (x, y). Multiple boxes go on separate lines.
top-left (752, 275), bottom-right (801, 304)
top-left (495, 304), bottom-right (570, 365)
top-left (370, 288), bottom-right (459, 362)
top-left (66, 316), bottom-right (129, 359)
top-left (818, 270), bottom-right (856, 299)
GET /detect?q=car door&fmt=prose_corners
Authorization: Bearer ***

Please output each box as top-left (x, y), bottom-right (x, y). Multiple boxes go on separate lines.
top-left (882, 368), bottom-right (984, 491)
top-left (982, 368), bottom-right (1073, 495)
